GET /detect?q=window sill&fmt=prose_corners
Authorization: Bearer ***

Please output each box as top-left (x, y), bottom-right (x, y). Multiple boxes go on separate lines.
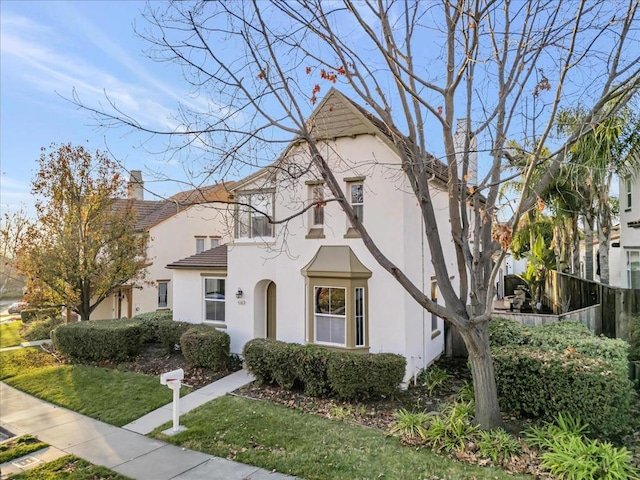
top-left (305, 228), bottom-right (326, 239)
top-left (203, 321), bottom-right (227, 329)
top-left (156, 307), bottom-right (170, 312)
top-left (232, 238), bottom-right (276, 245)
top-left (309, 342), bottom-right (370, 353)
top-left (343, 227), bottom-right (361, 239)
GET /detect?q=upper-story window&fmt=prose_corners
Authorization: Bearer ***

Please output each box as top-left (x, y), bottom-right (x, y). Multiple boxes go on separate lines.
top-left (349, 182), bottom-right (364, 222)
top-left (210, 237), bottom-right (220, 249)
top-left (236, 192), bottom-right (274, 239)
top-left (626, 177), bottom-right (633, 211)
top-left (196, 237), bottom-right (206, 253)
top-left (312, 184), bottom-right (325, 226)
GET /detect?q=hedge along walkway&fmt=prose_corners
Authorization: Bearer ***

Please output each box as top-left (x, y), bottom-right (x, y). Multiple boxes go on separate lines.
top-left (123, 369), bottom-right (254, 435)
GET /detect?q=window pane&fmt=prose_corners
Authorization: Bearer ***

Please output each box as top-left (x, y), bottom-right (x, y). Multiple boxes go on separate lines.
top-left (355, 287), bottom-right (364, 347)
top-left (350, 184), bottom-right (363, 204)
top-left (205, 279), bottom-right (225, 299)
top-left (352, 204), bottom-right (363, 222)
top-left (312, 185), bottom-right (324, 226)
top-left (158, 282), bottom-right (168, 308)
top-left (330, 288), bottom-right (346, 315)
top-left (196, 238), bottom-right (205, 253)
top-left (316, 315), bottom-right (345, 345)
top-left (211, 238), bottom-right (219, 248)
top-left (252, 215), bottom-right (272, 237)
top-left (237, 204), bottom-right (250, 238)
top-left (315, 287), bottom-right (346, 315)
top-left (205, 300), bottom-right (225, 322)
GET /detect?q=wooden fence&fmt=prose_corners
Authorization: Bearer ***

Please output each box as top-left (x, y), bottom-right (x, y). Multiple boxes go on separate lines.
top-left (544, 270), bottom-right (640, 341)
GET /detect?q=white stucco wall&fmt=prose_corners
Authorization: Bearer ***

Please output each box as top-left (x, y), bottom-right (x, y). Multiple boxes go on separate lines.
top-left (620, 171), bottom-right (640, 288)
top-left (91, 203), bottom-right (230, 320)
top-left (217, 135), bottom-right (456, 378)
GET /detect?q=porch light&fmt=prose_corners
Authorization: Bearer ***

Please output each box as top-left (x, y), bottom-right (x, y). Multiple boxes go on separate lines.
top-left (236, 288), bottom-right (243, 299)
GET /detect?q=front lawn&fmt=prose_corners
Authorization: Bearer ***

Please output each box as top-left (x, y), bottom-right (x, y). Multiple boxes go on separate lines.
top-left (7, 454), bottom-right (131, 479)
top-left (1, 349), bottom-right (192, 427)
top-left (0, 321), bottom-right (23, 348)
top-left (152, 394), bottom-right (531, 480)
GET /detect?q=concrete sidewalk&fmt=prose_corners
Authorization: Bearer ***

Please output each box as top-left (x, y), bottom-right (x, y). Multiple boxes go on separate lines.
top-left (0, 380), bottom-right (299, 479)
top-left (123, 369), bottom-right (254, 435)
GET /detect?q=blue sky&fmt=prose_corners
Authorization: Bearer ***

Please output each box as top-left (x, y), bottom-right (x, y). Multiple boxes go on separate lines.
top-left (1, 0), bottom-right (200, 214)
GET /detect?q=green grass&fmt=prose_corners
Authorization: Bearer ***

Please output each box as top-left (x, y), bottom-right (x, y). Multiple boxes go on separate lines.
top-left (0, 348), bottom-right (59, 380)
top-left (152, 395), bottom-right (532, 480)
top-left (1, 348), bottom-right (192, 427)
top-left (6, 454), bottom-right (131, 479)
top-left (5, 365), bottom-right (192, 426)
top-left (0, 435), bottom-right (48, 464)
top-left (1, 321), bottom-right (24, 348)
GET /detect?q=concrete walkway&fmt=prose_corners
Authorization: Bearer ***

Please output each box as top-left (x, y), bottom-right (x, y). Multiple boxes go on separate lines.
top-left (0, 339), bottom-right (52, 352)
top-left (123, 369), bottom-right (255, 435)
top-left (0, 375), bottom-right (300, 479)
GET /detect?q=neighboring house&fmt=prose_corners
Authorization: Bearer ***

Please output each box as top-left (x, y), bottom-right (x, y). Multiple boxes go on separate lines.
top-left (91, 172), bottom-right (232, 319)
top-left (168, 89), bottom-right (463, 380)
top-left (620, 170), bottom-right (640, 288)
top-left (577, 224), bottom-right (622, 286)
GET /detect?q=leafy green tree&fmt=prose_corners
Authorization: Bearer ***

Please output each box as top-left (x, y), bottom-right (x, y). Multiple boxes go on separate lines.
top-left (17, 144), bottom-right (147, 320)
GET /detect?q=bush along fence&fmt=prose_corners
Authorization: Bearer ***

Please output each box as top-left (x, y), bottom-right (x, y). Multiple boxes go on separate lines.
top-left (243, 338), bottom-right (406, 401)
top-left (489, 318), bottom-right (634, 436)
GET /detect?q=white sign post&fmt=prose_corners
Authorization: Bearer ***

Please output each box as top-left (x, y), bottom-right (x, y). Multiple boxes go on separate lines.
top-left (160, 368), bottom-right (187, 435)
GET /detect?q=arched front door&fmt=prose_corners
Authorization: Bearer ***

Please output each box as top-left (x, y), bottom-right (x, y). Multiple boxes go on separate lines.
top-left (266, 281), bottom-right (276, 339)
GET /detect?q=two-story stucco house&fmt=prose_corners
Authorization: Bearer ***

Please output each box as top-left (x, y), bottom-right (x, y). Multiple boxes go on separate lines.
top-left (91, 172), bottom-right (232, 320)
top-left (168, 89), bottom-right (462, 379)
top-left (620, 170), bottom-right (640, 288)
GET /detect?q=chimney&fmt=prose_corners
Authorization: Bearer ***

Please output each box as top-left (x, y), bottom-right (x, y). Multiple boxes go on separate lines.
top-left (128, 170), bottom-right (144, 200)
top-left (454, 119), bottom-right (477, 186)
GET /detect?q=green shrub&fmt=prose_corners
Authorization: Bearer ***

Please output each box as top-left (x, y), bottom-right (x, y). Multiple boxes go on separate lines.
top-left (20, 307), bottom-right (61, 324)
top-left (180, 324), bottom-right (230, 370)
top-left (477, 428), bottom-right (521, 464)
top-left (51, 319), bottom-right (143, 361)
top-left (327, 352), bottom-right (406, 400)
top-left (244, 339), bottom-right (406, 400)
top-left (493, 345), bottom-right (633, 435)
top-left (294, 345), bottom-right (333, 397)
top-left (488, 318), bottom-right (526, 347)
top-left (242, 338), bottom-right (301, 388)
top-left (133, 311), bottom-right (173, 343)
top-left (628, 314), bottom-right (640, 362)
top-left (158, 319), bottom-right (191, 354)
top-left (423, 401), bottom-right (479, 453)
top-left (21, 316), bottom-right (64, 342)
top-left (525, 415), bottom-right (639, 480)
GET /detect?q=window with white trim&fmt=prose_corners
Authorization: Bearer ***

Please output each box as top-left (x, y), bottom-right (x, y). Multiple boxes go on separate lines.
top-left (204, 278), bottom-right (225, 322)
top-left (626, 177), bottom-right (633, 210)
top-left (349, 182), bottom-right (364, 222)
top-left (196, 237), bottom-right (205, 253)
top-left (236, 192), bottom-right (274, 238)
top-left (314, 286), bottom-right (346, 346)
top-left (210, 237), bottom-right (220, 249)
top-left (627, 250), bottom-right (640, 288)
top-left (158, 281), bottom-right (168, 309)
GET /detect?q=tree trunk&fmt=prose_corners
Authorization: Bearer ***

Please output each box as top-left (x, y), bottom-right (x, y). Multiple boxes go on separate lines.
top-left (459, 321), bottom-right (503, 430)
top-left (584, 213), bottom-right (594, 280)
top-left (598, 218), bottom-right (611, 285)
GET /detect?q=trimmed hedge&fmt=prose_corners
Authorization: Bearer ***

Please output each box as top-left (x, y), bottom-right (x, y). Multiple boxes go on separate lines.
top-left (133, 311), bottom-right (173, 343)
top-left (51, 319), bottom-right (143, 361)
top-left (21, 316), bottom-right (64, 342)
top-left (628, 315), bottom-right (640, 362)
top-left (489, 319), bottom-right (633, 435)
top-left (243, 338), bottom-right (406, 400)
top-left (327, 352), bottom-right (406, 400)
top-left (180, 324), bottom-right (230, 370)
top-left (20, 308), bottom-right (60, 324)
top-left (158, 319), bottom-right (191, 354)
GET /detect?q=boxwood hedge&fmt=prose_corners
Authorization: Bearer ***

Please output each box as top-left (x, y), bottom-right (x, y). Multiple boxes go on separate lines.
top-left (180, 324), bottom-right (230, 370)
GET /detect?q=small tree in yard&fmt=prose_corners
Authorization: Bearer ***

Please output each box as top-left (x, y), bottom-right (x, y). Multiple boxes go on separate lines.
top-left (17, 143), bottom-right (147, 321)
top-left (76, 1), bottom-right (640, 429)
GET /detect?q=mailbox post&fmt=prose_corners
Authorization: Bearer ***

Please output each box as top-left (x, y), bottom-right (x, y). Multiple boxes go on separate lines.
top-left (160, 368), bottom-right (186, 434)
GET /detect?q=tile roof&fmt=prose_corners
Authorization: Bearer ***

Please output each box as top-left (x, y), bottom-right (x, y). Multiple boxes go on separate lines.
top-left (112, 183), bottom-right (232, 231)
top-left (166, 244), bottom-right (228, 270)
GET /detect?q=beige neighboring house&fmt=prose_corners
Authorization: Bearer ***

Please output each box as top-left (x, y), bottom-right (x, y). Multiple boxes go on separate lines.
top-left (91, 172), bottom-right (233, 320)
top-left (168, 89), bottom-right (465, 380)
top-left (620, 170), bottom-right (640, 288)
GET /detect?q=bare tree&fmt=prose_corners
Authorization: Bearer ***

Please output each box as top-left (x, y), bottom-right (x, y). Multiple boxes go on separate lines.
top-left (0, 207), bottom-right (30, 298)
top-left (75, 0), bottom-right (640, 429)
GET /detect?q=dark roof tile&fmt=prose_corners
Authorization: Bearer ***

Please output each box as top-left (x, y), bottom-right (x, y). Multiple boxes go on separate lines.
top-left (166, 245), bottom-right (228, 270)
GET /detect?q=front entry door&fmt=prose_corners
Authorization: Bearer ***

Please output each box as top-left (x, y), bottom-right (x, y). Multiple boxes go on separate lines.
top-left (266, 281), bottom-right (276, 339)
